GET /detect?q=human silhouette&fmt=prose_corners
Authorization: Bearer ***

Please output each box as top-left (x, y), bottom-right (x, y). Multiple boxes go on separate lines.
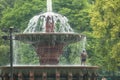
top-left (80, 50), bottom-right (88, 65)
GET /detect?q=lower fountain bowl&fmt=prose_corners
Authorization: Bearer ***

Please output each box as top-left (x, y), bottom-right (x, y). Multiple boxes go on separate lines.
top-left (0, 65), bottom-right (99, 80)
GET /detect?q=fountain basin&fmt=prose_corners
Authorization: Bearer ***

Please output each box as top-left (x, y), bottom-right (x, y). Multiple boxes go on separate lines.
top-left (0, 65), bottom-right (99, 80)
top-left (15, 32), bottom-right (84, 45)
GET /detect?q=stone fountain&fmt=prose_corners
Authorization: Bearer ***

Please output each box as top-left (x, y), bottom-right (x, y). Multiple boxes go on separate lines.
top-left (0, 0), bottom-right (99, 80)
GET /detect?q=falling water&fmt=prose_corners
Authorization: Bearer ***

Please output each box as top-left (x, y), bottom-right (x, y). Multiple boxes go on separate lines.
top-left (13, 41), bottom-right (18, 64)
top-left (23, 12), bottom-right (74, 33)
top-left (82, 36), bottom-right (87, 50)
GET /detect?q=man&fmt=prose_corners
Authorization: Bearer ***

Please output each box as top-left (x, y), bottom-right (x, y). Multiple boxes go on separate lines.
top-left (80, 50), bottom-right (88, 65)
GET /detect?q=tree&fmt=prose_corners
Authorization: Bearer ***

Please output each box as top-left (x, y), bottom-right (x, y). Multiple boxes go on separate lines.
top-left (53, 0), bottom-right (92, 33)
top-left (90, 0), bottom-right (120, 71)
top-left (15, 42), bottom-right (39, 64)
top-left (0, 30), bottom-right (9, 65)
top-left (0, 0), bottom-right (46, 30)
top-left (60, 42), bottom-right (83, 64)
top-left (0, 0), bottom-right (15, 27)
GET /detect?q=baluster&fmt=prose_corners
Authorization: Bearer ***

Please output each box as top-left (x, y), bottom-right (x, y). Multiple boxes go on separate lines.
top-left (3, 73), bottom-right (10, 80)
top-left (91, 72), bottom-right (98, 80)
top-left (68, 72), bottom-right (72, 80)
top-left (56, 71), bottom-right (60, 80)
top-left (13, 73), bottom-right (18, 80)
top-left (42, 72), bottom-right (47, 80)
top-left (79, 72), bottom-right (83, 80)
top-left (18, 72), bottom-right (23, 80)
top-left (29, 71), bottom-right (34, 80)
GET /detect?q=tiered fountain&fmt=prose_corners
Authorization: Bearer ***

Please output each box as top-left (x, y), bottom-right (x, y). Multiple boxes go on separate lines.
top-left (0, 0), bottom-right (99, 80)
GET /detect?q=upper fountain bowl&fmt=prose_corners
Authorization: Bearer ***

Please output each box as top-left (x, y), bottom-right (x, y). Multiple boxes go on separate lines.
top-left (24, 12), bottom-right (74, 33)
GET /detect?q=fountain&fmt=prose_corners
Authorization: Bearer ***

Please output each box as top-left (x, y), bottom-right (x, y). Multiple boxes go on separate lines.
top-left (0, 0), bottom-right (99, 80)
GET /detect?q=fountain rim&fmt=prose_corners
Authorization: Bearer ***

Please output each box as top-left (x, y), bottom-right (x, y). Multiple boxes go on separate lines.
top-left (0, 65), bottom-right (99, 69)
top-left (14, 32), bottom-right (85, 45)
top-left (15, 32), bottom-right (84, 35)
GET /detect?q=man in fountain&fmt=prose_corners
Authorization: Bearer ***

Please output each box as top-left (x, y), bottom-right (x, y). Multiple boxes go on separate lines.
top-left (80, 49), bottom-right (88, 65)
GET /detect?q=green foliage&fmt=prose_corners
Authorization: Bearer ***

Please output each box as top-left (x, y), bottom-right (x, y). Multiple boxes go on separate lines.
top-left (0, 30), bottom-right (9, 66)
top-left (53, 0), bottom-right (92, 33)
top-left (0, 0), bottom-right (46, 30)
top-left (15, 42), bottom-right (39, 65)
top-left (0, 45), bottom-right (9, 65)
top-left (90, 0), bottom-right (120, 71)
top-left (60, 42), bottom-right (83, 64)
top-left (0, 0), bottom-right (15, 28)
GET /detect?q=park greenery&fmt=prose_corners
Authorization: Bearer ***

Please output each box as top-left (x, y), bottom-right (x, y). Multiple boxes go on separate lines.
top-left (0, 0), bottom-right (120, 74)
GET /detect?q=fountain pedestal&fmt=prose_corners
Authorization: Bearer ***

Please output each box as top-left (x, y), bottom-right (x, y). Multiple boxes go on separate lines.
top-left (35, 44), bottom-right (64, 64)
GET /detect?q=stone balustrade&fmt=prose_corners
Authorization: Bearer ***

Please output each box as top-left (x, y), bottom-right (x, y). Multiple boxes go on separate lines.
top-left (0, 65), bottom-right (99, 80)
